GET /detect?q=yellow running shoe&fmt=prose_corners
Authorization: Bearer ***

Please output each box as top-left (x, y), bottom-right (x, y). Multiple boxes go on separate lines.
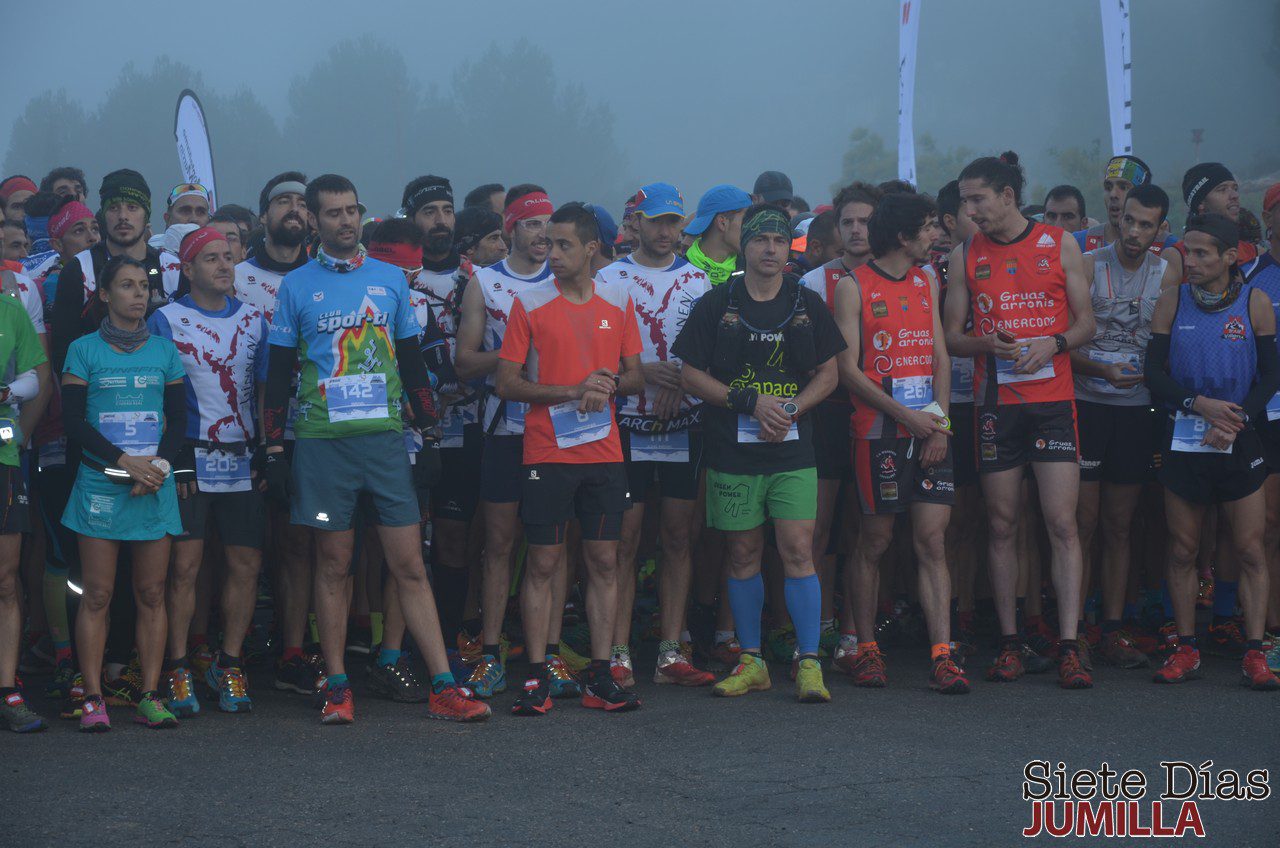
top-left (794, 657), bottom-right (831, 703)
top-left (712, 653), bottom-right (771, 697)
top-left (557, 639), bottom-right (591, 673)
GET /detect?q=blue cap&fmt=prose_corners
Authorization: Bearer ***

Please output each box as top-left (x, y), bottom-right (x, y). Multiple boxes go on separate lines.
top-left (587, 204), bottom-right (618, 246)
top-left (684, 184), bottom-right (752, 236)
top-left (633, 182), bottom-right (684, 219)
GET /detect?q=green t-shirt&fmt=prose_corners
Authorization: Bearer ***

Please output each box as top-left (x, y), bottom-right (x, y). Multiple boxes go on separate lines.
top-left (0, 294), bottom-right (47, 467)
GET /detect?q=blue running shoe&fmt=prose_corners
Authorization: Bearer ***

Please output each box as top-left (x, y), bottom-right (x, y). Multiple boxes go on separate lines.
top-left (165, 667), bottom-right (200, 718)
top-left (206, 663), bottom-right (253, 713)
top-left (546, 654), bottom-right (582, 698)
top-left (464, 655), bottom-right (506, 699)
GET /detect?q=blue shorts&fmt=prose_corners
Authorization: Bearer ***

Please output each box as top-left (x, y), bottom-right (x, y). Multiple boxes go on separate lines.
top-left (63, 464), bottom-right (182, 541)
top-left (290, 431), bottom-right (421, 531)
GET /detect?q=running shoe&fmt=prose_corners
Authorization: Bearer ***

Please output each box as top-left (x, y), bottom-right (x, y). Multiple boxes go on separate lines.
top-left (1153, 621), bottom-right (1178, 659)
top-left (346, 625), bottom-right (373, 656)
top-left (610, 649), bottom-right (635, 688)
top-left (1074, 638), bottom-right (1094, 672)
top-left (818, 621), bottom-right (840, 657)
top-left (1058, 650), bottom-right (1094, 689)
top-left (706, 637), bottom-right (741, 670)
top-left (189, 642), bottom-right (215, 679)
top-left (456, 630), bottom-right (482, 665)
top-left (274, 655), bottom-right (318, 695)
top-left (367, 657), bottom-right (429, 703)
top-left (930, 655), bottom-right (970, 694)
top-left (2, 690), bottom-right (47, 733)
top-left (427, 683), bottom-right (491, 722)
top-left (47, 659), bottom-right (79, 699)
top-left (103, 664), bottom-right (143, 707)
top-left (794, 657), bottom-right (831, 703)
top-left (765, 624), bottom-right (796, 664)
top-left (511, 676), bottom-right (552, 716)
top-left (712, 653), bottom-right (771, 697)
top-left (583, 676), bottom-right (641, 712)
top-left (653, 650), bottom-right (715, 686)
top-left (464, 656), bottom-right (507, 699)
top-left (1241, 649), bottom-right (1280, 691)
top-left (60, 676), bottom-right (86, 720)
top-left (546, 655), bottom-right (582, 698)
top-left (557, 638), bottom-right (591, 673)
top-left (445, 649), bottom-right (472, 682)
top-left (319, 681), bottom-right (355, 725)
top-left (1265, 634), bottom-right (1280, 674)
top-left (1100, 631), bottom-right (1148, 669)
top-left (1205, 618), bottom-right (1247, 659)
top-left (78, 695), bottom-right (110, 733)
top-left (134, 693), bottom-right (179, 729)
top-left (1152, 644), bottom-right (1200, 684)
top-left (832, 636), bottom-right (859, 676)
top-left (986, 647), bottom-right (1025, 682)
top-left (206, 664), bottom-right (253, 713)
top-left (849, 646), bottom-right (888, 688)
top-left (165, 667), bottom-right (200, 718)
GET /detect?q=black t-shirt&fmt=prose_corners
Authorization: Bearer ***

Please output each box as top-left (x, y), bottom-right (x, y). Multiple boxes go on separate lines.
top-left (672, 279), bottom-right (846, 474)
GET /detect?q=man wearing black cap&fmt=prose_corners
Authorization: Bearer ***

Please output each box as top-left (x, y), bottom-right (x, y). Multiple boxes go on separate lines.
top-left (1179, 163), bottom-right (1258, 266)
top-left (455, 206), bottom-right (507, 269)
top-left (752, 171), bottom-right (795, 217)
top-left (51, 169), bottom-right (165, 372)
top-left (1144, 213), bottom-right (1279, 690)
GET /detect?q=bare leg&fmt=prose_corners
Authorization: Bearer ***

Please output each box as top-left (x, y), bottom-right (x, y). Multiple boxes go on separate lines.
top-left (131, 537), bottom-right (173, 692)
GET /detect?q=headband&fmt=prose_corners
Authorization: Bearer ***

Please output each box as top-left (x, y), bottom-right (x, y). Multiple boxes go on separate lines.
top-left (740, 206), bottom-right (791, 247)
top-left (266, 181), bottom-right (307, 210)
top-left (48, 201), bottom-right (95, 240)
top-left (404, 181), bottom-right (453, 217)
top-left (1105, 155), bottom-right (1150, 187)
top-left (367, 240), bottom-right (423, 270)
top-left (178, 226), bottom-right (228, 264)
top-left (503, 192), bottom-right (553, 233)
top-left (0, 176), bottom-right (37, 201)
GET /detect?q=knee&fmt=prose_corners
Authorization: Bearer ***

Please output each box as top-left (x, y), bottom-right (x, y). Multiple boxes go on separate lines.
top-left (987, 513), bottom-right (1017, 544)
top-left (135, 580), bottom-right (166, 611)
top-left (0, 569), bottom-right (16, 602)
top-left (1042, 514), bottom-right (1079, 546)
top-left (1235, 536), bottom-right (1266, 571)
top-left (913, 533), bottom-right (947, 567)
top-left (858, 526), bottom-right (894, 562)
top-left (1167, 535), bottom-right (1199, 569)
top-left (81, 583), bottom-right (113, 613)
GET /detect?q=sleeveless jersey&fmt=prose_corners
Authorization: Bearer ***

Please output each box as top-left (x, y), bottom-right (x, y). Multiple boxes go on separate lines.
top-left (801, 259), bottom-right (859, 409)
top-left (1075, 243), bottom-right (1166, 406)
top-left (149, 295), bottom-right (269, 443)
top-left (596, 255), bottom-right (708, 427)
top-left (1168, 283), bottom-right (1256, 406)
top-left (1073, 225), bottom-right (1177, 256)
top-left (850, 262), bottom-right (937, 439)
top-left (477, 257), bottom-right (552, 435)
top-left (966, 222), bottom-right (1074, 406)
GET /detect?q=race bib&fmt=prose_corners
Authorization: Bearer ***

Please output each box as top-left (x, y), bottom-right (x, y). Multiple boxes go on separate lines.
top-left (951, 357), bottom-right (974, 403)
top-left (1085, 349), bottom-right (1141, 396)
top-left (195, 447), bottom-right (252, 493)
top-left (404, 428), bottom-right (423, 456)
top-left (1171, 411), bottom-right (1231, 454)
top-left (996, 338), bottom-right (1055, 385)
top-left (1266, 391), bottom-right (1280, 422)
top-left (737, 414), bottom-right (798, 443)
top-left (439, 405), bottom-right (466, 449)
top-left (324, 373), bottom-right (388, 423)
top-left (891, 375), bottom-right (934, 411)
top-left (484, 393), bottom-right (528, 435)
top-left (98, 411), bottom-right (160, 456)
top-left (630, 429), bottom-right (690, 463)
top-left (549, 401), bottom-right (612, 449)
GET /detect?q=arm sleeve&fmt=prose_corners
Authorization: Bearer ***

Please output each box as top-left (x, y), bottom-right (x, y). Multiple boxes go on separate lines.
top-left (418, 304), bottom-right (455, 387)
top-left (158, 381), bottom-right (187, 462)
top-left (263, 344), bottom-right (298, 448)
top-left (60, 383), bottom-right (124, 465)
top-left (51, 257), bottom-right (87, 373)
top-left (1241, 335), bottom-right (1280, 421)
top-left (397, 336), bottom-right (438, 427)
top-left (497, 298), bottom-right (531, 365)
top-left (1143, 332), bottom-right (1194, 409)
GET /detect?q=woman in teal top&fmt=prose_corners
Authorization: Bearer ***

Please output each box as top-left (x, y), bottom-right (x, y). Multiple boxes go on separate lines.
top-left (60, 257), bottom-right (187, 732)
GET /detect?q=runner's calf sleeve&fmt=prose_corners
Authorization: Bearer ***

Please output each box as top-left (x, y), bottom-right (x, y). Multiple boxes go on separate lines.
top-left (42, 566), bottom-right (71, 650)
top-left (784, 574), bottom-right (822, 655)
top-left (263, 344), bottom-right (299, 449)
top-left (727, 574), bottom-right (765, 652)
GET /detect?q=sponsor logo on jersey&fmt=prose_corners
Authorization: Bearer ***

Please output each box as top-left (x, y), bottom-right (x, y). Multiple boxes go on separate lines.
top-left (981, 443), bottom-right (997, 460)
top-left (367, 286), bottom-right (387, 296)
top-left (879, 482), bottom-right (899, 501)
top-left (134, 375), bottom-right (158, 388)
top-left (921, 296), bottom-right (931, 313)
top-left (599, 319), bottom-right (611, 330)
top-left (873, 330), bottom-right (892, 351)
top-left (874, 355), bottom-right (892, 375)
top-left (1222, 316), bottom-right (1246, 341)
top-left (1005, 258), bottom-right (1018, 276)
top-left (313, 291), bottom-right (324, 302)
top-left (1035, 438), bottom-right (1047, 450)
top-left (1036, 232), bottom-right (1057, 248)
top-left (1035, 255), bottom-right (1052, 274)
top-left (975, 263), bottom-right (991, 280)
top-left (899, 296), bottom-right (910, 312)
top-left (921, 478), bottom-right (934, 491)
top-left (315, 296), bottom-right (390, 334)
top-left (976, 293), bottom-right (994, 314)
top-left (877, 450), bottom-right (897, 479)
top-left (871, 301), bottom-right (889, 318)
top-left (99, 377), bottom-right (126, 388)
top-left (980, 412), bottom-right (997, 438)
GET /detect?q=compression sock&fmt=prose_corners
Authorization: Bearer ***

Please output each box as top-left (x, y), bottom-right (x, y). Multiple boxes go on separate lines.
top-left (930, 643), bottom-right (950, 662)
top-left (430, 672), bottom-right (455, 694)
top-left (1212, 580), bottom-right (1238, 624)
top-left (783, 574), bottom-right (821, 656)
top-left (42, 566), bottom-right (71, 658)
top-left (726, 574), bottom-right (765, 653)
top-left (377, 647), bottom-right (402, 667)
top-left (370, 612), bottom-right (384, 648)
top-left (326, 673), bottom-right (349, 688)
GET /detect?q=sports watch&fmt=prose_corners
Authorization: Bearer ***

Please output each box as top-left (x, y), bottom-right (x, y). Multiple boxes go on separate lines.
top-left (150, 458), bottom-right (172, 478)
top-left (781, 401), bottom-right (799, 419)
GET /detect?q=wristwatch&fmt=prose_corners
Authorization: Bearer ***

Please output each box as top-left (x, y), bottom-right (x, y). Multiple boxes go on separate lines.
top-left (150, 458), bottom-right (171, 478)
top-left (781, 401), bottom-right (799, 419)
top-left (1052, 333), bottom-right (1067, 354)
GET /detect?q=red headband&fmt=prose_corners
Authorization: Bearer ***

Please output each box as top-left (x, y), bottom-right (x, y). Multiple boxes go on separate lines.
top-left (179, 226), bottom-right (228, 264)
top-left (0, 176), bottom-right (37, 201)
top-left (48, 201), bottom-right (94, 240)
top-left (367, 240), bottom-right (422, 270)
top-left (503, 192), bottom-right (553, 233)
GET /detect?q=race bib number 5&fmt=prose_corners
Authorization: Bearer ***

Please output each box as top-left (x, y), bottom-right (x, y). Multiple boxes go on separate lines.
top-left (98, 411), bottom-right (160, 456)
top-left (324, 373), bottom-right (388, 423)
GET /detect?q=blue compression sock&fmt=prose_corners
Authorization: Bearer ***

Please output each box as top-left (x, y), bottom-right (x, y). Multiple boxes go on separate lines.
top-left (377, 647), bottom-right (402, 667)
top-left (784, 574), bottom-right (822, 655)
top-left (726, 574), bottom-right (765, 652)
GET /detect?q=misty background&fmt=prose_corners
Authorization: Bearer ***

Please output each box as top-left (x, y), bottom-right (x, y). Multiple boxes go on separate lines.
top-left (5, 0), bottom-right (1279, 225)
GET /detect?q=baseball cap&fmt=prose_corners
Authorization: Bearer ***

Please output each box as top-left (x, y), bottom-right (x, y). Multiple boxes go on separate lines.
top-left (633, 183), bottom-right (684, 218)
top-left (587, 203), bottom-right (618, 246)
top-left (753, 170), bottom-right (793, 203)
top-left (684, 184), bottom-right (752, 236)
top-left (1264, 182), bottom-right (1280, 214)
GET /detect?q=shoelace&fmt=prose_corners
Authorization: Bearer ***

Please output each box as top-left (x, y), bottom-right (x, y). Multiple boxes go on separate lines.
top-left (469, 658), bottom-right (498, 682)
top-left (547, 659), bottom-right (574, 681)
top-left (327, 684), bottom-right (351, 704)
top-left (170, 669), bottom-right (193, 700)
top-left (224, 669), bottom-right (248, 698)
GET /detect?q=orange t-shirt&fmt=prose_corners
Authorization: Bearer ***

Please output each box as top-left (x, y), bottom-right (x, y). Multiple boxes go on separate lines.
top-left (499, 278), bottom-right (642, 465)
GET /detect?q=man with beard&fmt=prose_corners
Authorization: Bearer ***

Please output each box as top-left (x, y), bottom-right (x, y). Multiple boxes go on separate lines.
top-left (51, 169), bottom-right (166, 372)
top-left (455, 206), bottom-right (508, 269)
top-left (1073, 156), bottom-right (1178, 256)
top-left (232, 172), bottom-right (316, 695)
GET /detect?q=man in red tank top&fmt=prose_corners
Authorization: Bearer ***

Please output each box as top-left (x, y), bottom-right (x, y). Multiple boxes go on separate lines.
top-left (833, 193), bottom-right (968, 695)
top-left (941, 153), bottom-right (1096, 690)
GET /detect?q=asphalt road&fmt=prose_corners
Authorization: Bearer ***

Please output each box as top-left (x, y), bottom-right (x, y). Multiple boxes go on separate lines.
top-left (3, 650), bottom-right (1277, 848)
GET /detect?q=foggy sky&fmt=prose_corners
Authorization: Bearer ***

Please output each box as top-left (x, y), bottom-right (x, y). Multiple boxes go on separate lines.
top-left (4, 0), bottom-right (1277, 210)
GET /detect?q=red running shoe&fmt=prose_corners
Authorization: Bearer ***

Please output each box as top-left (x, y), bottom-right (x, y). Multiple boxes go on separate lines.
top-left (1058, 649), bottom-right (1094, 689)
top-left (1153, 644), bottom-right (1200, 684)
top-left (849, 646), bottom-right (888, 688)
top-left (511, 677), bottom-right (552, 716)
top-left (929, 655), bottom-right (969, 694)
top-left (320, 682), bottom-right (355, 725)
top-left (428, 683), bottom-right (491, 721)
top-left (653, 651), bottom-right (714, 686)
top-left (986, 647), bottom-right (1025, 682)
top-left (1241, 649), bottom-right (1280, 691)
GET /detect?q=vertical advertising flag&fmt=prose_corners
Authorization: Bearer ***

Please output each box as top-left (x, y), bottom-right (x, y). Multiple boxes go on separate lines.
top-left (173, 89), bottom-right (218, 211)
top-left (1099, 0), bottom-right (1133, 155)
top-left (898, 0), bottom-right (922, 185)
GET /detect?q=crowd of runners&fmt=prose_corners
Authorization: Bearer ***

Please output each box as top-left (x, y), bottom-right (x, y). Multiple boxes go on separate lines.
top-left (0, 147), bottom-right (1278, 733)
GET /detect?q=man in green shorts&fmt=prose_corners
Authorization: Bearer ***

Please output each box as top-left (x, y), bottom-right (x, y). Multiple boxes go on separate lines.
top-left (671, 204), bottom-right (845, 702)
